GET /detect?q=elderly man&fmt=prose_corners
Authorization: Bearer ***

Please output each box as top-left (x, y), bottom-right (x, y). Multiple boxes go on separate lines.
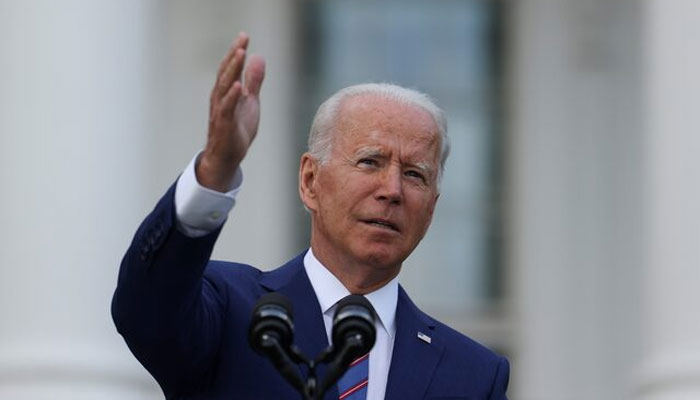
top-left (112, 33), bottom-right (509, 399)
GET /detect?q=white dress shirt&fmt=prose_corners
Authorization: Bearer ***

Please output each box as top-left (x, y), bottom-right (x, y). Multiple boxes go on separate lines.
top-left (174, 153), bottom-right (398, 399)
top-left (303, 248), bottom-right (397, 400)
top-left (174, 153), bottom-right (241, 237)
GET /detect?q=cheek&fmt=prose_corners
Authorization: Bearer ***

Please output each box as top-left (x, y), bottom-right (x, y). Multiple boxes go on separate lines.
top-left (409, 195), bottom-right (437, 228)
top-left (333, 176), bottom-right (373, 205)
top-left (317, 185), bottom-right (355, 223)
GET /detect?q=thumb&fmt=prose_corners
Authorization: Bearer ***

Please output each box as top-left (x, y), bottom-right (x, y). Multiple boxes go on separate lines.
top-left (244, 55), bottom-right (266, 97)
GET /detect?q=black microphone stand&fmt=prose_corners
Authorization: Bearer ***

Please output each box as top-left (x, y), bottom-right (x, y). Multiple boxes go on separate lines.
top-left (286, 344), bottom-right (337, 400)
top-left (251, 294), bottom-right (375, 400)
top-left (285, 334), bottom-right (367, 400)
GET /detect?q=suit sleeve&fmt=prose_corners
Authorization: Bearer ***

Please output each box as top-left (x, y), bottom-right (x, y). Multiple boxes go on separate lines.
top-left (111, 182), bottom-right (227, 396)
top-left (487, 356), bottom-right (510, 400)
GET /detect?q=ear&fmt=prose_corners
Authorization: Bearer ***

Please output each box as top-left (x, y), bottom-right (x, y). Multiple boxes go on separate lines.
top-left (421, 192), bottom-right (440, 238)
top-left (299, 153), bottom-right (319, 212)
top-left (428, 192), bottom-right (439, 218)
top-left (431, 192), bottom-right (440, 216)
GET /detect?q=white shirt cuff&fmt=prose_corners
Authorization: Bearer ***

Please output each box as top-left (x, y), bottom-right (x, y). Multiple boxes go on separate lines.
top-left (174, 152), bottom-right (243, 237)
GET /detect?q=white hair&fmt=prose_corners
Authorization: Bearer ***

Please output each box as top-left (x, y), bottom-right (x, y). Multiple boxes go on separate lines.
top-left (307, 83), bottom-right (450, 183)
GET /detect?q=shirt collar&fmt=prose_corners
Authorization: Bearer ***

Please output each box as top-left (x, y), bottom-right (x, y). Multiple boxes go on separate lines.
top-left (304, 248), bottom-right (398, 337)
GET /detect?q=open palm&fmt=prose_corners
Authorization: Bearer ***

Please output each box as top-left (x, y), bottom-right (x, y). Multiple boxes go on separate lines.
top-left (199, 33), bottom-right (266, 192)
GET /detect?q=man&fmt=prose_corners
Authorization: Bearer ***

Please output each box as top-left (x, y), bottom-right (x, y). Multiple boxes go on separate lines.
top-left (112, 33), bottom-right (509, 399)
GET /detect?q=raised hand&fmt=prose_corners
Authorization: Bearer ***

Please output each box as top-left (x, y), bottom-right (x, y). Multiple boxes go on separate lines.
top-left (197, 33), bottom-right (266, 192)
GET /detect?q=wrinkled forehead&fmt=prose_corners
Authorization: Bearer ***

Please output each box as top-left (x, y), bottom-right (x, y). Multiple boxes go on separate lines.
top-left (334, 94), bottom-right (441, 146)
top-left (326, 95), bottom-right (441, 173)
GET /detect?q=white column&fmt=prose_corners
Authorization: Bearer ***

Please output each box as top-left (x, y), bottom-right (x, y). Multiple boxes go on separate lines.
top-left (151, 0), bottom-right (299, 269)
top-left (637, 1), bottom-right (700, 399)
top-left (218, 0), bottom-right (299, 268)
top-left (509, 1), bottom-right (645, 399)
top-left (0, 1), bottom-right (160, 398)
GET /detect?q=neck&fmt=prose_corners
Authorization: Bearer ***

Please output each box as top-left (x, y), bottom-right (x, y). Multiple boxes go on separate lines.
top-left (309, 240), bottom-right (400, 295)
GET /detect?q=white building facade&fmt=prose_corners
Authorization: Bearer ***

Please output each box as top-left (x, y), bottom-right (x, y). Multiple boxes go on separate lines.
top-left (0, 1), bottom-right (698, 399)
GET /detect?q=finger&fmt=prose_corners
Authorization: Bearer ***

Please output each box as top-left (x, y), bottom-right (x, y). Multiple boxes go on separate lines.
top-left (216, 32), bottom-right (249, 77)
top-left (216, 48), bottom-right (246, 99)
top-left (243, 54), bottom-right (266, 97)
top-left (220, 81), bottom-right (243, 117)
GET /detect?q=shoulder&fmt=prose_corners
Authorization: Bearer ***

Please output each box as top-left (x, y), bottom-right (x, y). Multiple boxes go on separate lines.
top-left (202, 260), bottom-right (264, 296)
top-left (200, 250), bottom-right (307, 301)
top-left (431, 315), bottom-right (507, 372)
top-left (400, 288), bottom-right (505, 366)
top-left (202, 250), bottom-right (307, 291)
top-left (400, 289), bottom-right (509, 395)
top-left (205, 259), bottom-right (263, 280)
top-left (424, 313), bottom-right (510, 397)
top-left (204, 260), bottom-right (263, 286)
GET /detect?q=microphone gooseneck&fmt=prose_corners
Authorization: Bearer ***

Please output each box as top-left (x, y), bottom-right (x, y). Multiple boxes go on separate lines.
top-left (248, 293), bottom-right (306, 394)
top-left (248, 292), bottom-right (377, 400)
top-left (318, 294), bottom-right (377, 397)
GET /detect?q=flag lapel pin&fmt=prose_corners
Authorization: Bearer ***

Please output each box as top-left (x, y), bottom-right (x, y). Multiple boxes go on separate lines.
top-left (417, 331), bottom-right (432, 344)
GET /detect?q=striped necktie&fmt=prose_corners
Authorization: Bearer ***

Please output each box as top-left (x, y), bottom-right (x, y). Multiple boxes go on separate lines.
top-left (337, 353), bottom-right (369, 400)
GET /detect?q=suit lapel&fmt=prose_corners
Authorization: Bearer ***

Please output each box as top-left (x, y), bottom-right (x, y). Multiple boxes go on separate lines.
top-left (384, 286), bottom-right (444, 400)
top-left (259, 256), bottom-right (443, 399)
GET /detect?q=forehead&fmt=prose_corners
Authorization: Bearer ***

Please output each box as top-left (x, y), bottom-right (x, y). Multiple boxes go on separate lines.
top-left (333, 95), bottom-right (440, 157)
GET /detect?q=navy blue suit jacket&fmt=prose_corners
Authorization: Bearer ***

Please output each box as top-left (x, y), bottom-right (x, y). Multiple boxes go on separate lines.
top-left (112, 184), bottom-right (509, 399)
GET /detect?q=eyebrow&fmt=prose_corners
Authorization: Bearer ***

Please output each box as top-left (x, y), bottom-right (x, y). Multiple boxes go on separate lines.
top-left (353, 147), bottom-right (435, 178)
top-left (354, 146), bottom-right (385, 159)
top-left (412, 161), bottom-right (433, 177)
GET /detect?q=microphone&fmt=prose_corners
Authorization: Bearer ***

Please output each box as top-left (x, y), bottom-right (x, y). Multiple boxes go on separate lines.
top-left (318, 295), bottom-right (377, 396)
top-left (248, 292), bottom-right (306, 394)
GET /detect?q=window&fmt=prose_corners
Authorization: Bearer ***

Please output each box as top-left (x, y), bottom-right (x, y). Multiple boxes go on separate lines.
top-left (296, 0), bottom-right (506, 347)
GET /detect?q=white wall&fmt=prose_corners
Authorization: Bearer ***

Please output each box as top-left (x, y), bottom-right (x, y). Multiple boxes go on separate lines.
top-left (3, 1), bottom-right (699, 399)
top-left (0, 1), bottom-right (297, 397)
top-left (637, 1), bottom-right (700, 399)
top-left (0, 0), bottom-right (162, 397)
top-left (509, 1), bottom-right (700, 399)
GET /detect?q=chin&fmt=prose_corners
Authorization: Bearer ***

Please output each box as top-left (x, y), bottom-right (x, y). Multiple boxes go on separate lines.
top-left (358, 247), bottom-right (405, 270)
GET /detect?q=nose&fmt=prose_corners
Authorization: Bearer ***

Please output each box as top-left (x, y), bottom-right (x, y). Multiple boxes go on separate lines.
top-left (375, 165), bottom-right (403, 205)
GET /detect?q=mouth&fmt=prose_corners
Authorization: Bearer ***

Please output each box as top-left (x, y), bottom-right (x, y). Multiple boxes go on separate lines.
top-left (361, 219), bottom-right (400, 232)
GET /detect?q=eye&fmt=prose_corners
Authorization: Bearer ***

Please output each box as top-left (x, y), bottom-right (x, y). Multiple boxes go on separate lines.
top-left (405, 170), bottom-right (425, 181)
top-left (358, 158), bottom-right (378, 167)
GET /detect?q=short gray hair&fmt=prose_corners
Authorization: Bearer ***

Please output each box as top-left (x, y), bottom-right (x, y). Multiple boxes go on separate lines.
top-left (307, 83), bottom-right (450, 182)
